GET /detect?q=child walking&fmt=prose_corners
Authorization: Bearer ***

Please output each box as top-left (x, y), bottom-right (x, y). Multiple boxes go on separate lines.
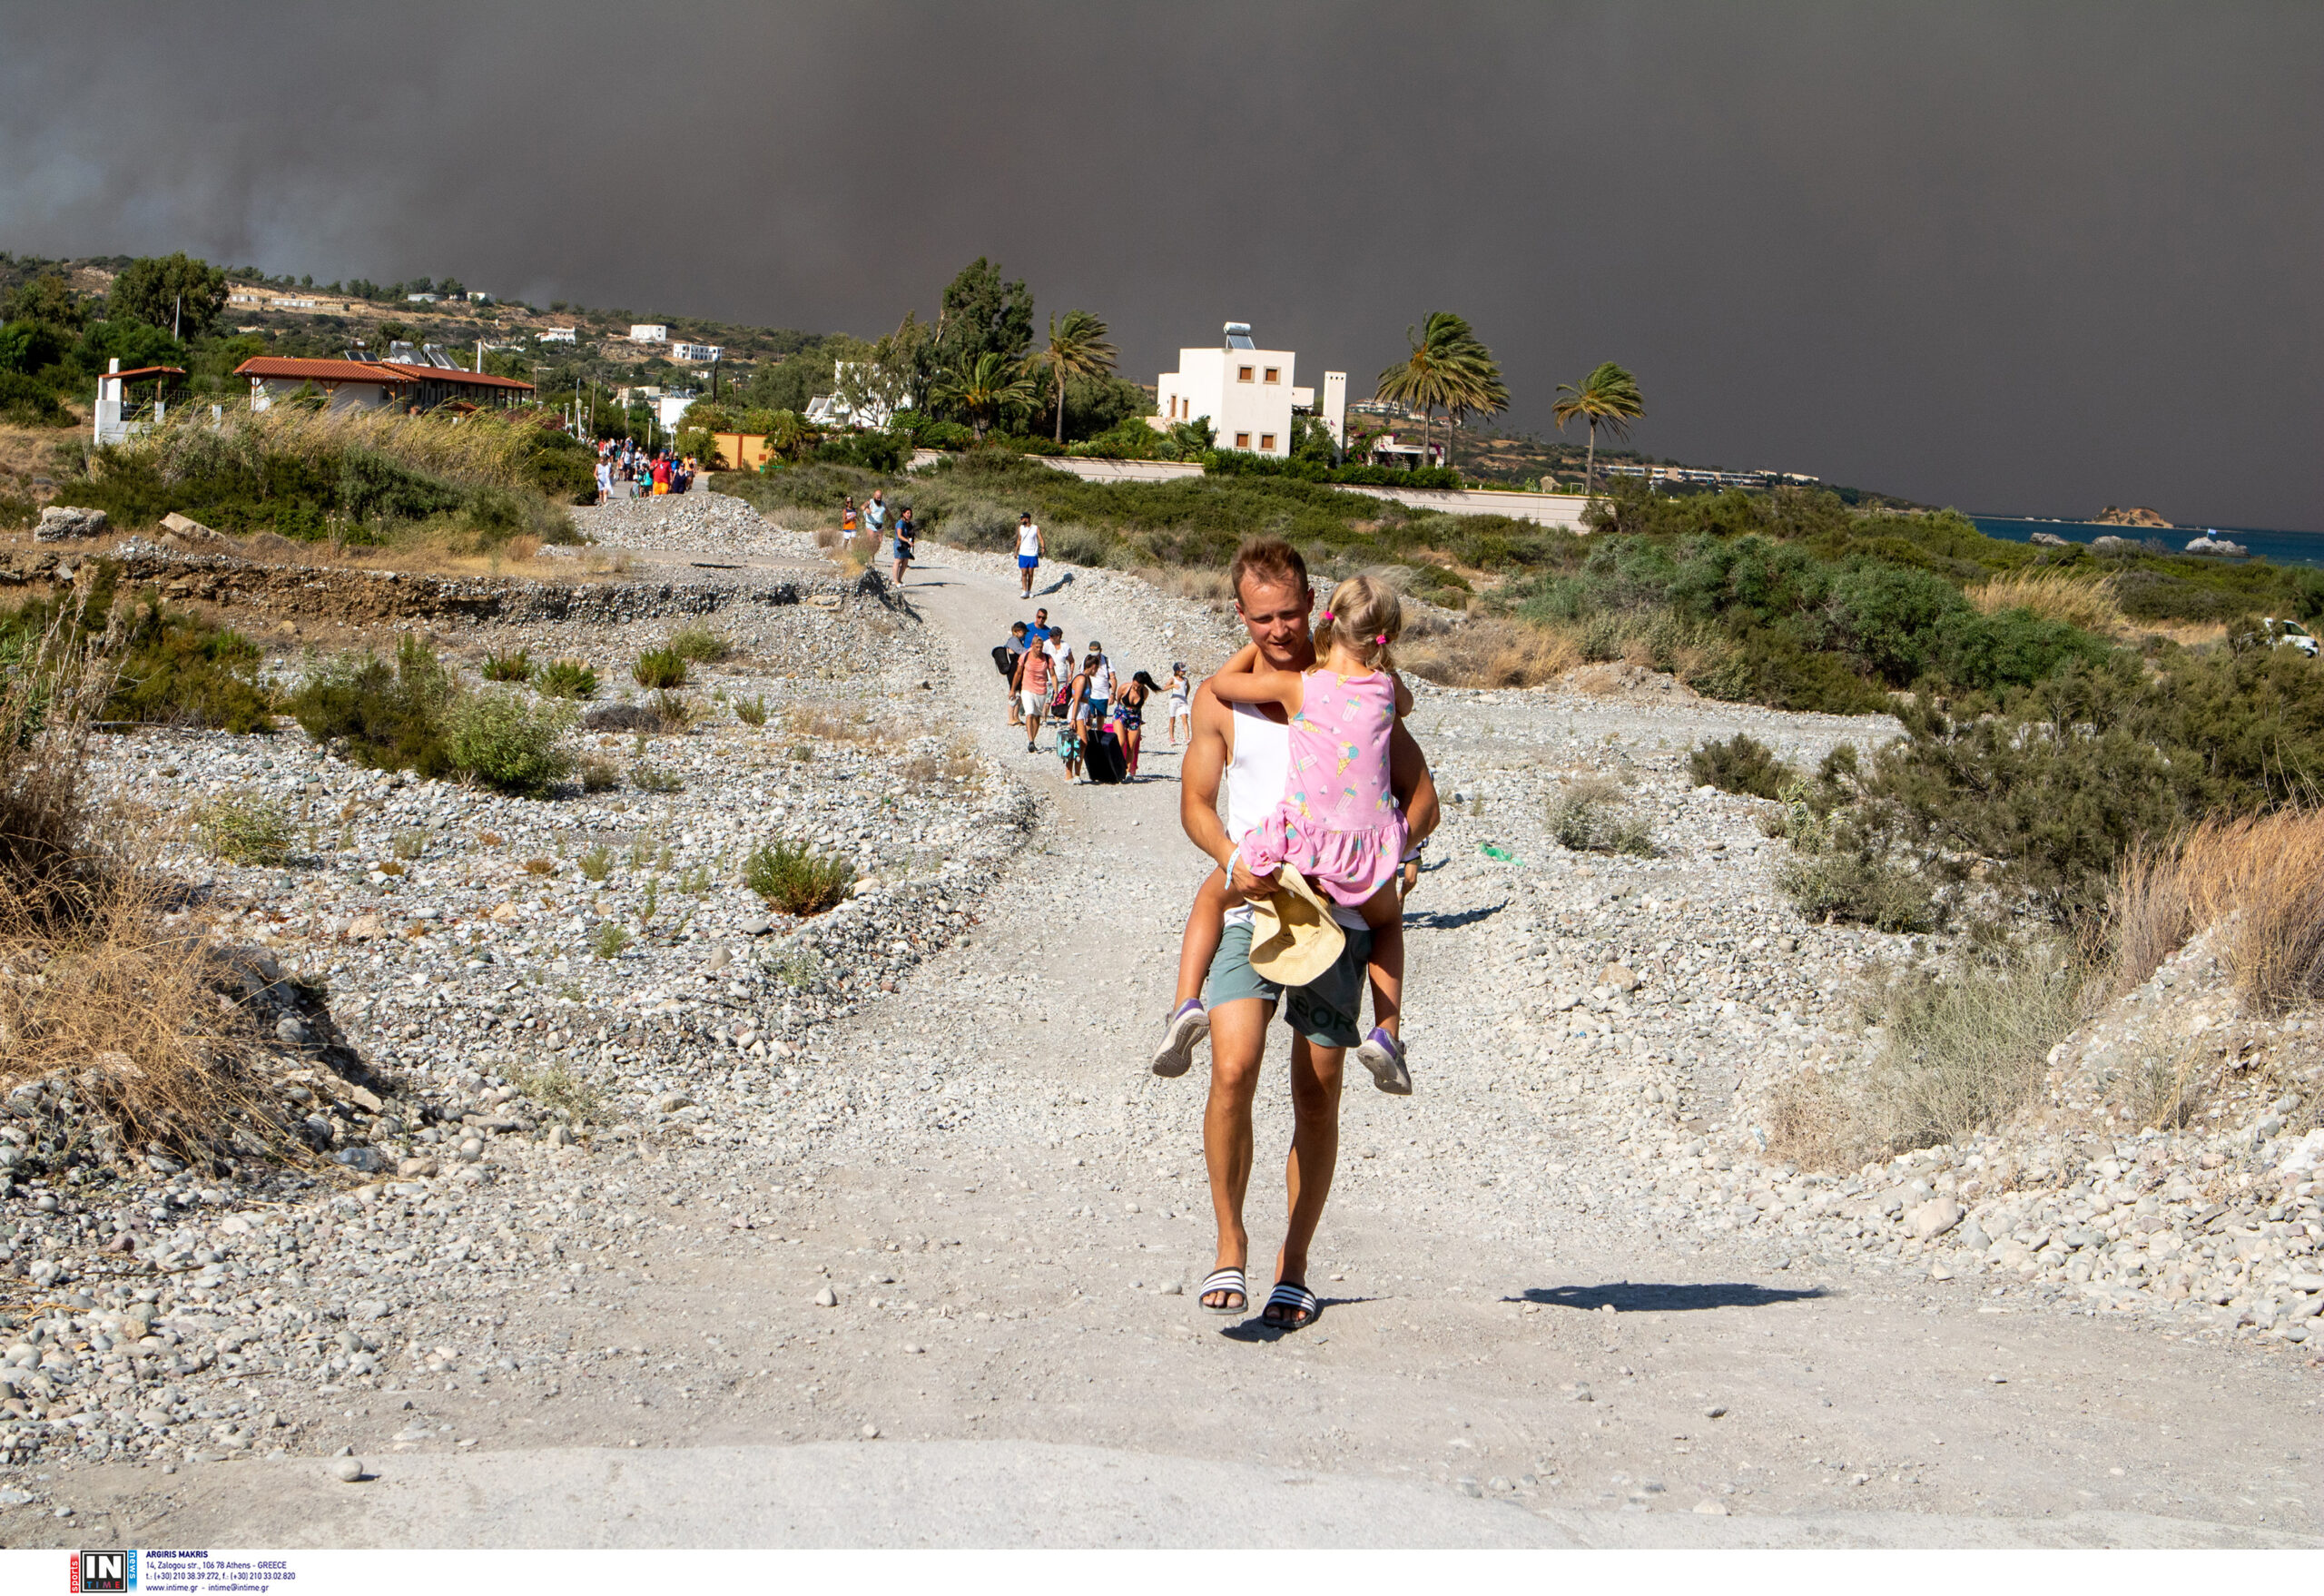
top-left (1151, 576), bottom-right (1413, 1094)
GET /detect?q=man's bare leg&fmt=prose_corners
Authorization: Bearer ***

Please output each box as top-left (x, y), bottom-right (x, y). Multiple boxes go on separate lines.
top-left (1200, 996), bottom-right (1271, 1311)
top-left (1268, 1035), bottom-right (1344, 1325)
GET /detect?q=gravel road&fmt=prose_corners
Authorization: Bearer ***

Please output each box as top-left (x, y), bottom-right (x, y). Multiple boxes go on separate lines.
top-left (3, 496), bottom-right (2316, 1547)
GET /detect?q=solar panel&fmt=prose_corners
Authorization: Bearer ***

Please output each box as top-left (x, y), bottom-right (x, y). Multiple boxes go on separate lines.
top-left (1224, 321), bottom-right (1255, 350)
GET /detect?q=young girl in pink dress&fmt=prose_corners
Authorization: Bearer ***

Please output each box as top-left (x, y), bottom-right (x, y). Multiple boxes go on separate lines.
top-left (1151, 575), bottom-right (1413, 1094)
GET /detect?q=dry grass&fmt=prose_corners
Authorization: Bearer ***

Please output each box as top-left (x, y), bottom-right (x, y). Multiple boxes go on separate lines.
top-left (1134, 566), bottom-right (1236, 606)
top-left (1403, 617), bottom-right (1581, 688)
top-left (2105, 810), bottom-right (2324, 1010)
top-left (785, 703), bottom-right (893, 744)
top-left (1965, 570), bottom-right (2128, 635)
top-left (0, 598), bottom-right (300, 1173)
top-left (1768, 942), bottom-right (2092, 1168)
top-left (902, 737), bottom-right (980, 793)
top-left (125, 402), bottom-right (539, 493)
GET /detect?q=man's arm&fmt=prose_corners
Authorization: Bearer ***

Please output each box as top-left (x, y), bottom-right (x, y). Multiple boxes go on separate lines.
top-left (1388, 720), bottom-right (1439, 847)
top-left (1180, 684), bottom-right (1275, 901)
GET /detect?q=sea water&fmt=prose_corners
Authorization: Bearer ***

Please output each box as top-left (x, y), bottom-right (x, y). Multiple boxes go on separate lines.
top-left (1972, 517), bottom-right (2324, 571)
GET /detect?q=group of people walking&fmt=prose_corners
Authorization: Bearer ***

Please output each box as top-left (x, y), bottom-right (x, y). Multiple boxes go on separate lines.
top-left (594, 438), bottom-right (694, 503)
top-left (997, 604), bottom-right (1188, 784)
top-left (841, 490), bottom-right (917, 585)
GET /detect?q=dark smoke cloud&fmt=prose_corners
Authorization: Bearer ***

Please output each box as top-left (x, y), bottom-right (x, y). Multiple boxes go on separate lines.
top-left (5, 2), bottom-right (2318, 526)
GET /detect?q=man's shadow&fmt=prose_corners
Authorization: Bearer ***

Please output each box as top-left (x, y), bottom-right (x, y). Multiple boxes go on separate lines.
top-left (1514, 1282), bottom-right (1828, 1313)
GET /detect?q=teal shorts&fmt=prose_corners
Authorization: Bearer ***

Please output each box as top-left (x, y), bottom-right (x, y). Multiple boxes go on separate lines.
top-left (1202, 920), bottom-right (1374, 1051)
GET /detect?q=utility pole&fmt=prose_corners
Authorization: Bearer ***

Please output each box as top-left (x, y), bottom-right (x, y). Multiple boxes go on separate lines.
top-left (172, 293), bottom-right (182, 341)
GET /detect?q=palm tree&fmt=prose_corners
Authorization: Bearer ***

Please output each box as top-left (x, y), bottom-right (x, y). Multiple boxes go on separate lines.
top-left (1025, 310), bottom-right (1118, 444)
top-left (1375, 310), bottom-right (1503, 470)
top-left (930, 352), bottom-right (1038, 438)
top-left (1551, 362), bottom-right (1646, 498)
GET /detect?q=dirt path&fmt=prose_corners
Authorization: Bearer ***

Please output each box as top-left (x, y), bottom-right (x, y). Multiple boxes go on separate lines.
top-left (49, 540), bottom-right (2322, 1548)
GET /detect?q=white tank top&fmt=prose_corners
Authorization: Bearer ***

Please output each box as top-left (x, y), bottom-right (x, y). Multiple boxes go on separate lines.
top-left (1223, 703), bottom-right (1366, 931)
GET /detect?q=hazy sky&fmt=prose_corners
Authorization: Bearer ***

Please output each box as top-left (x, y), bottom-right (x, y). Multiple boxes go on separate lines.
top-left (5, 3), bottom-right (2319, 526)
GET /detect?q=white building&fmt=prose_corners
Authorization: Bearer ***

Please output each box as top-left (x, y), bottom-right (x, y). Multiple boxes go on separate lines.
top-left (407, 292), bottom-right (439, 304)
top-left (1152, 323), bottom-right (1345, 457)
top-left (541, 327), bottom-right (577, 343)
top-left (805, 361), bottom-right (896, 430)
top-left (673, 341), bottom-right (723, 363)
top-left (628, 323), bottom-right (669, 344)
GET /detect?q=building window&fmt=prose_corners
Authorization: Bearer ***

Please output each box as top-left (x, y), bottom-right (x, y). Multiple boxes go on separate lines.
top-left (1235, 432), bottom-right (1252, 448)
top-left (1264, 368), bottom-right (1280, 384)
top-left (1259, 433), bottom-right (1275, 451)
top-left (1237, 366), bottom-right (1254, 382)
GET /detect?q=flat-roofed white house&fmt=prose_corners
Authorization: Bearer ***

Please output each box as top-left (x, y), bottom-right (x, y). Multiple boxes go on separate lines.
top-left (541, 327), bottom-right (577, 343)
top-left (672, 341), bottom-right (723, 363)
top-left (628, 323), bottom-right (669, 343)
top-left (1152, 323), bottom-right (1345, 457)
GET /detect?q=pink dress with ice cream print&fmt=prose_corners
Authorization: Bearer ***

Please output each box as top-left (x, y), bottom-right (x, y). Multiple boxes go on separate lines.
top-left (1236, 667), bottom-right (1408, 906)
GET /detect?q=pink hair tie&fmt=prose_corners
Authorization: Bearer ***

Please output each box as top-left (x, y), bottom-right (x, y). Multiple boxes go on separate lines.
top-left (1318, 610), bottom-right (1334, 621)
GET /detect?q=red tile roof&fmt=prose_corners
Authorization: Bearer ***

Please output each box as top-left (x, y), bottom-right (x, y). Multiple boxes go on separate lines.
top-left (232, 357), bottom-right (535, 393)
top-left (235, 357), bottom-right (412, 384)
top-left (372, 360), bottom-right (535, 392)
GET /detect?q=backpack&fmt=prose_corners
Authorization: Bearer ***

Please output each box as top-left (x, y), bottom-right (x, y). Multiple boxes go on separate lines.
top-left (991, 645), bottom-right (1016, 678)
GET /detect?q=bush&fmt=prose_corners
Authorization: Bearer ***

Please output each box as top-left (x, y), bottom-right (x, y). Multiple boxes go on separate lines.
top-left (192, 796), bottom-right (294, 866)
top-left (1546, 779), bottom-right (1656, 856)
top-left (0, 371), bottom-right (67, 427)
top-left (1689, 734), bottom-right (1796, 800)
top-left (590, 921), bottom-right (631, 960)
top-left (633, 648), bottom-right (688, 689)
top-left (441, 692), bottom-right (576, 795)
top-left (1769, 782), bottom-right (1942, 933)
top-left (286, 633), bottom-right (457, 777)
top-left (734, 693), bottom-right (769, 727)
top-left (577, 844), bottom-right (612, 882)
top-left (533, 658), bottom-right (598, 699)
top-left (742, 837), bottom-right (856, 916)
top-left (579, 754), bottom-right (619, 793)
top-left (481, 648), bottom-right (534, 683)
top-left (106, 593), bottom-right (273, 733)
top-left (629, 762), bottom-right (683, 794)
top-left (666, 626), bottom-right (730, 664)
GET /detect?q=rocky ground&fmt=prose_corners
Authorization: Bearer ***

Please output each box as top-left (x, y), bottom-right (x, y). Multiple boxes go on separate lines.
top-left (0, 488), bottom-right (2315, 1546)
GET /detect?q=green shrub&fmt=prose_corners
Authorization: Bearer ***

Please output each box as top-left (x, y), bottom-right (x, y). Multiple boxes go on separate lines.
top-left (742, 837), bottom-right (856, 916)
top-left (481, 647), bottom-right (534, 683)
top-left (590, 921), bottom-right (632, 960)
top-left (106, 594), bottom-right (274, 733)
top-left (1546, 780), bottom-right (1656, 856)
top-left (651, 690), bottom-right (703, 731)
top-left (579, 755), bottom-right (619, 793)
top-left (1689, 734), bottom-right (1797, 800)
top-left (633, 647), bottom-right (688, 689)
top-left (441, 691), bottom-right (576, 795)
top-left (666, 625), bottom-right (731, 664)
top-left (577, 844), bottom-right (612, 882)
top-left (533, 658), bottom-right (598, 699)
top-left (734, 693), bottom-right (769, 727)
top-left (1770, 783), bottom-right (1941, 933)
top-left (192, 796), bottom-right (293, 866)
top-left (286, 633), bottom-right (457, 776)
top-left (0, 371), bottom-right (68, 428)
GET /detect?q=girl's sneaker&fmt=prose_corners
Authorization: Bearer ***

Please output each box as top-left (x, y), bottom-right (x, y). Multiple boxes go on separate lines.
top-left (1355, 1028), bottom-right (1412, 1095)
top-left (1150, 999), bottom-right (1209, 1078)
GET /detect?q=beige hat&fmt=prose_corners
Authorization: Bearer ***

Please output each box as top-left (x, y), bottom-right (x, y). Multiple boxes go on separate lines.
top-left (1247, 864), bottom-right (1346, 988)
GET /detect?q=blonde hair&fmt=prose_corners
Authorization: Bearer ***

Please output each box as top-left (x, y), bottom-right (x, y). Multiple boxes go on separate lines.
top-left (1317, 574), bottom-right (1403, 670)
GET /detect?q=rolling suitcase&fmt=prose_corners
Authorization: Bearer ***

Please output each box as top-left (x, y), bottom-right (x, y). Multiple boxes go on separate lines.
top-left (1086, 729), bottom-right (1128, 784)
